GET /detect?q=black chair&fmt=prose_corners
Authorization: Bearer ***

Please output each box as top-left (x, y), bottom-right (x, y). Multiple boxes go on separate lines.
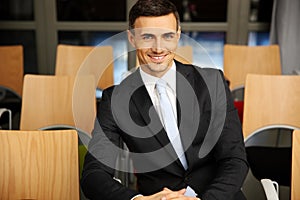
top-left (244, 125), bottom-right (297, 200)
top-left (0, 86), bottom-right (21, 130)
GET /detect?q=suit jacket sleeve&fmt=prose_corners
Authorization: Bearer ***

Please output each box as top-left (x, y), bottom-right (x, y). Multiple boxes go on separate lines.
top-left (81, 87), bottom-right (139, 200)
top-left (199, 70), bottom-right (249, 200)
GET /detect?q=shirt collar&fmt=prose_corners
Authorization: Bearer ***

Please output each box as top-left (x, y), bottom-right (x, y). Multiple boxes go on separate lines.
top-left (140, 61), bottom-right (176, 93)
top-left (161, 62), bottom-right (176, 93)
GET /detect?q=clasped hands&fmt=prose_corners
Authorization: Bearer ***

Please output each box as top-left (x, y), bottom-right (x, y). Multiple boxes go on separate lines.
top-left (134, 188), bottom-right (200, 200)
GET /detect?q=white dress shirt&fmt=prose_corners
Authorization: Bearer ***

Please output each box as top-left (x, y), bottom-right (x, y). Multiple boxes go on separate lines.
top-left (140, 62), bottom-right (177, 126)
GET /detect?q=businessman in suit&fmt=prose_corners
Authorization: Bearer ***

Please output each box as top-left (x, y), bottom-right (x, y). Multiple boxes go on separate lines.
top-left (81, 0), bottom-right (248, 199)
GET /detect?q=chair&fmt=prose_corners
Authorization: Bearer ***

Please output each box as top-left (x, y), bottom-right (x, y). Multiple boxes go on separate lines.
top-left (19, 75), bottom-right (95, 199)
top-left (0, 108), bottom-right (12, 130)
top-left (173, 45), bottom-right (193, 64)
top-left (20, 74), bottom-right (96, 135)
top-left (55, 44), bottom-right (114, 90)
top-left (0, 45), bottom-right (24, 96)
top-left (224, 45), bottom-right (282, 123)
top-left (258, 129), bottom-right (300, 200)
top-left (291, 129), bottom-right (300, 200)
top-left (224, 44), bottom-right (281, 92)
top-left (243, 74), bottom-right (300, 140)
top-left (242, 74), bottom-right (300, 200)
top-left (0, 129), bottom-right (79, 200)
top-left (0, 46), bottom-right (23, 129)
top-left (245, 126), bottom-right (293, 200)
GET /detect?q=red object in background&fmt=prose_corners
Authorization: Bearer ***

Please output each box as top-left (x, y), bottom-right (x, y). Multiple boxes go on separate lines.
top-left (234, 100), bottom-right (244, 123)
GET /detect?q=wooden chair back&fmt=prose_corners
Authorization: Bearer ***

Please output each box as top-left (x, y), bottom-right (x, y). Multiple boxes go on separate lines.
top-left (20, 74), bottom-right (96, 135)
top-left (0, 129), bottom-right (79, 200)
top-left (292, 130), bottom-right (300, 200)
top-left (174, 45), bottom-right (193, 64)
top-left (0, 45), bottom-right (24, 96)
top-left (243, 74), bottom-right (300, 139)
top-left (55, 44), bottom-right (114, 90)
top-left (224, 44), bottom-right (281, 91)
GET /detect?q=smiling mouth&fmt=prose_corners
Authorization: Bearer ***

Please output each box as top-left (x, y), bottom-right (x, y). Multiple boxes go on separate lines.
top-left (149, 55), bottom-right (166, 63)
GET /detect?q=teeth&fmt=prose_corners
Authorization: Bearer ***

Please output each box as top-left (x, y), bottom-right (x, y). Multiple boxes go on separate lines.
top-left (152, 56), bottom-right (164, 60)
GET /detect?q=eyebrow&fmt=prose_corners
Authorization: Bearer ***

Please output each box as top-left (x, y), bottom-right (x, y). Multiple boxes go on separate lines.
top-left (162, 32), bottom-right (176, 36)
top-left (141, 33), bottom-right (155, 37)
top-left (139, 31), bottom-right (176, 37)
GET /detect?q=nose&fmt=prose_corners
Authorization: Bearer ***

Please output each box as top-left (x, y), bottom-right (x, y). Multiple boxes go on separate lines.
top-left (151, 38), bottom-right (163, 53)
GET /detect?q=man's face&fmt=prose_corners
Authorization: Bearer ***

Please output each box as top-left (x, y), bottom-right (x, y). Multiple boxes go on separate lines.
top-left (128, 13), bottom-right (180, 77)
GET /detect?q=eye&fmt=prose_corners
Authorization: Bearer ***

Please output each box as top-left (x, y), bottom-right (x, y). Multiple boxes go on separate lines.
top-left (163, 33), bottom-right (175, 41)
top-left (142, 34), bottom-right (154, 41)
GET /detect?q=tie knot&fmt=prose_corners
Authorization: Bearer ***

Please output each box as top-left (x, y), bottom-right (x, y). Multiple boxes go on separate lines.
top-left (156, 79), bottom-right (167, 95)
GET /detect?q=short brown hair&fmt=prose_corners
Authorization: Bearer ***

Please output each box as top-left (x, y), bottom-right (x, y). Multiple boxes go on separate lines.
top-left (129, 0), bottom-right (180, 31)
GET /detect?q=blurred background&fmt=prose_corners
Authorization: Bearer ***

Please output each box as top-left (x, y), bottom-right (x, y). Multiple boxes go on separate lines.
top-left (0, 0), bottom-right (274, 84)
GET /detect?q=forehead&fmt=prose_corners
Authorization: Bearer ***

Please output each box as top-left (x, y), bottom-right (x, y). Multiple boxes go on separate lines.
top-left (133, 13), bottom-right (177, 31)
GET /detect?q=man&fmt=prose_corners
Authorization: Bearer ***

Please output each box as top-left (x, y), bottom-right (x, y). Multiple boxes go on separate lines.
top-left (81, 0), bottom-right (248, 199)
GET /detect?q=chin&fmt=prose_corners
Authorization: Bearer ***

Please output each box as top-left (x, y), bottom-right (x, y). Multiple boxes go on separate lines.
top-left (149, 63), bottom-right (168, 70)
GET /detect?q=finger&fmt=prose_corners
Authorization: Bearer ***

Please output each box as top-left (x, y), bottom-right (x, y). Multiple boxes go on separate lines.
top-left (166, 197), bottom-right (200, 200)
top-left (154, 189), bottom-right (173, 200)
top-left (164, 191), bottom-right (185, 199)
top-left (177, 188), bottom-right (186, 195)
top-left (163, 188), bottom-right (186, 194)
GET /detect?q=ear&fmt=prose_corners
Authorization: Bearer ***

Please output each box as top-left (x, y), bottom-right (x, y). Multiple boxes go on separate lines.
top-left (177, 26), bottom-right (181, 42)
top-left (127, 30), bottom-right (136, 48)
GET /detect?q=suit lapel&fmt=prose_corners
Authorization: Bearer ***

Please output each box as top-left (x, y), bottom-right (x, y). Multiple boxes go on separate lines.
top-left (129, 69), bottom-right (172, 149)
top-left (176, 62), bottom-right (200, 170)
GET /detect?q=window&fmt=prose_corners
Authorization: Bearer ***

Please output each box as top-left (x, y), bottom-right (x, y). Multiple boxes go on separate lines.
top-left (181, 31), bottom-right (225, 69)
top-left (248, 32), bottom-right (270, 46)
top-left (56, 0), bottom-right (126, 21)
top-left (170, 0), bottom-right (227, 22)
top-left (0, 30), bottom-right (37, 73)
top-left (0, 0), bottom-right (34, 20)
top-left (249, 0), bottom-right (274, 22)
top-left (0, 0), bottom-right (274, 75)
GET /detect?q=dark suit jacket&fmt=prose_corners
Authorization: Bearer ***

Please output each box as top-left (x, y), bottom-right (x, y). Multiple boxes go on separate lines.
top-left (81, 61), bottom-right (249, 200)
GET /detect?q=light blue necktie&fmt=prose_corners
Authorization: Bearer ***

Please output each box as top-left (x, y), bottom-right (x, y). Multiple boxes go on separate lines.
top-left (156, 79), bottom-right (197, 197)
top-left (156, 79), bottom-right (188, 170)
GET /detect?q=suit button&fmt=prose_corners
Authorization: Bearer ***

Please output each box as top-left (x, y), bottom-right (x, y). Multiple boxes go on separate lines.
top-left (184, 176), bottom-right (191, 182)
